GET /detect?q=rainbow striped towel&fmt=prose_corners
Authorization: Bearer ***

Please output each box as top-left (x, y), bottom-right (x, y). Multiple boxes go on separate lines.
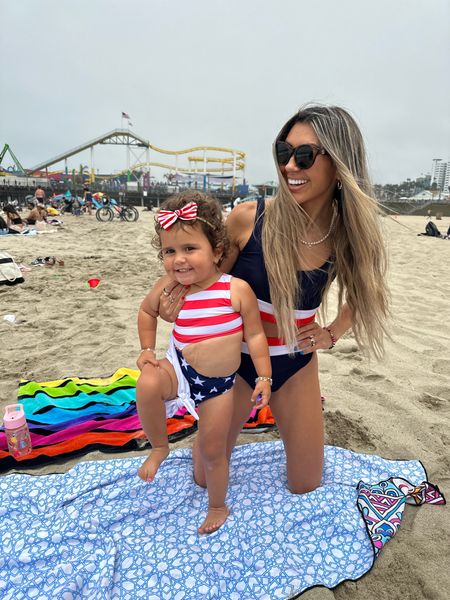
top-left (0, 368), bottom-right (274, 472)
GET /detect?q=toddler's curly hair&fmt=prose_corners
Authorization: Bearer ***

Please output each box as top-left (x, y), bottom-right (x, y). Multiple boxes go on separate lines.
top-left (152, 191), bottom-right (229, 264)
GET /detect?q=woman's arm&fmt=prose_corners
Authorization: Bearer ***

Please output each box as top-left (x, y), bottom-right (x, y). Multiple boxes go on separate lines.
top-left (297, 302), bottom-right (353, 354)
top-left (220, 201), bottom-right (256, 273)
top-left (325, 302), bottom-right (353, 345)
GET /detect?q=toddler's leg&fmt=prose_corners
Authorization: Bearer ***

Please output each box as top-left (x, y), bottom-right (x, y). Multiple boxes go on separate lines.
top-left (136, 360), bottom-right (177, 482)
top-left (196, 390), bottom-right (234, 534)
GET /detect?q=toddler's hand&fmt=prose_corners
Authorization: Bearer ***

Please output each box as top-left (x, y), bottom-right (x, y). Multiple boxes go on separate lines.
top-left (137, 352), bottom-right (159, 371)
top-left (251, 381), bottom-right (271, 408)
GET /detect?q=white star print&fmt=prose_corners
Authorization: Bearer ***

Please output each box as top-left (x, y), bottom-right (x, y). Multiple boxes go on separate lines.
top-left (193, 392), bottom-right (205, 402)
top-left (191, 375), bottom-right (205, 386)
top-left (181, 357), bottom-right (188, 369)
top-left (224, 377), bottom-right (232, 382)
top-left (209, 387), bottom-right (218, 394)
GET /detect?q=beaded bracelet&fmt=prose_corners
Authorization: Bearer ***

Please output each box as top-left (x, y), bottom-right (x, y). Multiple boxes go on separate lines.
top-left (323, 327), bottom-right (337, 349)
top-left (255, 376), bottom-right (273, 386)
top-left (140, 348), bottom-right (156, 354)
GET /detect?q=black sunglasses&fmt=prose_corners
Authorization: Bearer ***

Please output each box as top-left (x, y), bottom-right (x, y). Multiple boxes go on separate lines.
top-left (275, 140), bottom-right (328, 170)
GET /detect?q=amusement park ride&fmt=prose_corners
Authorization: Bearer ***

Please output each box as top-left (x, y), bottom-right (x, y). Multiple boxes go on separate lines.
top-left (0, 130), bottom-right (246, 189)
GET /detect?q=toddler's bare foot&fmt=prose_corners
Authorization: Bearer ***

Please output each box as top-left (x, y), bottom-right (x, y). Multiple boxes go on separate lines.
top-left (198, 506), bottom-right (230, 534)
top-left (138, 447), bottom-right (170, 482)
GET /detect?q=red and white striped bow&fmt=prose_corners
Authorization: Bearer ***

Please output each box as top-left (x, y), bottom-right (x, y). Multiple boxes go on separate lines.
top-left (157, 202), bottom-right (198, 230)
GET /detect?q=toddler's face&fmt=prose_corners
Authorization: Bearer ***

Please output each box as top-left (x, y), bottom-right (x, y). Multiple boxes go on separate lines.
top-left (160, 223), bottom-right (221, 289)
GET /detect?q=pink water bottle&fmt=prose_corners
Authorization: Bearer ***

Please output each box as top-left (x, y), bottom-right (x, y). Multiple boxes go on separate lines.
top-left (3, 404), bottom-right (32, 458)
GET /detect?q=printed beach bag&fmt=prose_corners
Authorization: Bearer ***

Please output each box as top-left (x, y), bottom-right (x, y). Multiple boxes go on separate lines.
top-left (0, 252), bottom-right (24, 286)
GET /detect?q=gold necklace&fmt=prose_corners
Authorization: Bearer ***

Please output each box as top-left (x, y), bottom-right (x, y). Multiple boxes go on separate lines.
top-left (299, 208), bottom-right (337, 247)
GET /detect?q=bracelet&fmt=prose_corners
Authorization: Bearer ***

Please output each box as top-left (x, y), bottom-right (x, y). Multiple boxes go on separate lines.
top-left (323, 327), bottom-right (337, 349)
top-left (140, 347), bottom-right (156, 354)
top-left (255, 376), bottom-right (273, 386)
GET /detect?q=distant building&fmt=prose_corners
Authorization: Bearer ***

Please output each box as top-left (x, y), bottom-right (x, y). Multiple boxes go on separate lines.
top-left (402, 190), bottom-right (434, 201)
top-left (400, 189), bottom-right (449, 202)
top-left (430, 158), bottom-right (450, 193)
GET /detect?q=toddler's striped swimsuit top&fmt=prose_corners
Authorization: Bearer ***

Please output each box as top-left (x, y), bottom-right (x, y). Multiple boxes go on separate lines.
top-left (173, 273), bottom-right (243, 350)
top-left (231, 197), bottom-right (333, 357)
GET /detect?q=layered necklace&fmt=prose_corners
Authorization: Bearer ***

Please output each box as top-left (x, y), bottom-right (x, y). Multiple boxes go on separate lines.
top-left (299, 206), bottom-right (337, 247)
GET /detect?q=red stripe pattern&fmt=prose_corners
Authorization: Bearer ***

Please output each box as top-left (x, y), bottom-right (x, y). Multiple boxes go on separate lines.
top-left (173, 274), bottom-right (243, 349)
top-left (242, 299), bottom-right (319, 354)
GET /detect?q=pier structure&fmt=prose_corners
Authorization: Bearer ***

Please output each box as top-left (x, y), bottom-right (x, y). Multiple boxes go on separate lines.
top-left (25, 129), bottom-right (246, 189)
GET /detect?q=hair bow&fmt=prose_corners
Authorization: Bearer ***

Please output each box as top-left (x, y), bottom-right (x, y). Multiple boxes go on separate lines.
top-left (157, 202), bottom-right (198, 230)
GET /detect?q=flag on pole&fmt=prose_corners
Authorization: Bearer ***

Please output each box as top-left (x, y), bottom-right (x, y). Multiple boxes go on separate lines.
top-left (121, 111), bottom-right (130, 119)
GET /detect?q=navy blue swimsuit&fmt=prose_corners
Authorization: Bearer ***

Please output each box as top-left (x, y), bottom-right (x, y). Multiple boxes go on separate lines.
top-left (231, 197), bottom-right (333, 392)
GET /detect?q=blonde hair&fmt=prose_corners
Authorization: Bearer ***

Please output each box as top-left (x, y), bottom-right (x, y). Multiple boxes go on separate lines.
top-left (262, 104), bottom-right (389, 358)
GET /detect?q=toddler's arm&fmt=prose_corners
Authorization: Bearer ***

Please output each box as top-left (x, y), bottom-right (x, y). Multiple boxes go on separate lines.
top-left (231, 278), bottom-right (272, 407)
top-left (137, 276), bottom-right (171, 370)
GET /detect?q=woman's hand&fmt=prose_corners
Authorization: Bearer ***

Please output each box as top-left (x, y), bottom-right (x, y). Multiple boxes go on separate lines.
top-left (296, 322), bottom-right (333, 354)
top-left (158, 281), bottom-right (188, 323)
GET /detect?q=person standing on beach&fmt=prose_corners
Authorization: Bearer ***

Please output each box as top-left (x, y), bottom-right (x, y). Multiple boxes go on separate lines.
top-left (34, 185), bottom-right (46, 204)
top-left (136, 191), bottom-right (271, 534)
top-left (83, 186), bottom-right (93, 215)
top-left (160, 104), bottom-right (389, 495)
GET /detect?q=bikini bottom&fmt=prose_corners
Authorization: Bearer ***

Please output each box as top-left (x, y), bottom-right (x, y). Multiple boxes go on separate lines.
top-left (237, 351), bottom-right (313, 393)
top-left (174, 347), bottom-right (236, 404)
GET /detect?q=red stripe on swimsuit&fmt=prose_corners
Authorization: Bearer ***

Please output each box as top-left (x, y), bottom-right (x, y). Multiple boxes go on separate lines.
top-left (173, 274), bottom-right (243, 349)
top-left (242, 298), bottom-right (319, 354)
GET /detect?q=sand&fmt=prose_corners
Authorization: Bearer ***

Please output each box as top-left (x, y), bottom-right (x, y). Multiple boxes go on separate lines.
top-left (1, 210), bottom-right (449, 599)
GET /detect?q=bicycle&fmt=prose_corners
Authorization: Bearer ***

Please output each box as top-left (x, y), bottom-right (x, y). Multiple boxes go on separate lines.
top-left (94, 196), bottom-right (139, 222)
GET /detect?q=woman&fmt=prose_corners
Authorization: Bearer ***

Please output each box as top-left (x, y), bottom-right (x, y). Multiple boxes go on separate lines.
top-left (161, 104), bottom-right (389, 494)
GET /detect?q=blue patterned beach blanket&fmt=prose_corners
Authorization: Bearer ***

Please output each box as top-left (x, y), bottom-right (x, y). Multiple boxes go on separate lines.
top-left (0, 442), bottom-right (444, 599)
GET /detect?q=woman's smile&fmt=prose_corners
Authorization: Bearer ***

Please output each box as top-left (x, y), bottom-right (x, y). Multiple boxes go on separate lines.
top-left (287, 177), bottom-right (308, 190)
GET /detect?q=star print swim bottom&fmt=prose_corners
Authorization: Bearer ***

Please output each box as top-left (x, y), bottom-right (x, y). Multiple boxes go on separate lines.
top-left (174, 347), bottom-right (236, 405)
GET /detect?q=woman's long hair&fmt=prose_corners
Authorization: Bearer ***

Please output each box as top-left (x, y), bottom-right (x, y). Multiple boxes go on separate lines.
top-left (262, 104), bottom-right (389, 357)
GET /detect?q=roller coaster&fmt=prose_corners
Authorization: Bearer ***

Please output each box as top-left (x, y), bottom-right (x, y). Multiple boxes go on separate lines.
top-left (25, 129), bottom-right (246, 184)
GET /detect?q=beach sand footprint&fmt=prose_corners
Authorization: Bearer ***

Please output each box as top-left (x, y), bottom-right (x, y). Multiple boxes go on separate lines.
top-left (334, 343), bottom-right (363, 361)
top-left (349, 367), bottom-right (386, 382)
top-left (432, 359), bottom-right (450, 376)
top-left (417, 388), bottom-right (449, 411)
top-left (325, 409), bottom-right (376, 451)
top-left (335, 343), bottom-right (359, 354)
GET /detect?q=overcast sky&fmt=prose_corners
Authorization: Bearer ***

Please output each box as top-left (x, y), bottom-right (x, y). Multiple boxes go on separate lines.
top-left (1, 0), bottom-right (449, 185)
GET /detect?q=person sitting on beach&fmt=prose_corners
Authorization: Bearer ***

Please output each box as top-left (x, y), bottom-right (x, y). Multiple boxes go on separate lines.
top-left (136, 191), bottom-right (271, 534)
top-left (24, 201), bottom-right (47, 225)
top-left (159, 104), bottom-right (390, 496)
top-left (418, 221), bottom-right (442, 238)
top-left (3, 204), bottom-right (26, 234)
top-left (0, 214), bottom-right (9, 235)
